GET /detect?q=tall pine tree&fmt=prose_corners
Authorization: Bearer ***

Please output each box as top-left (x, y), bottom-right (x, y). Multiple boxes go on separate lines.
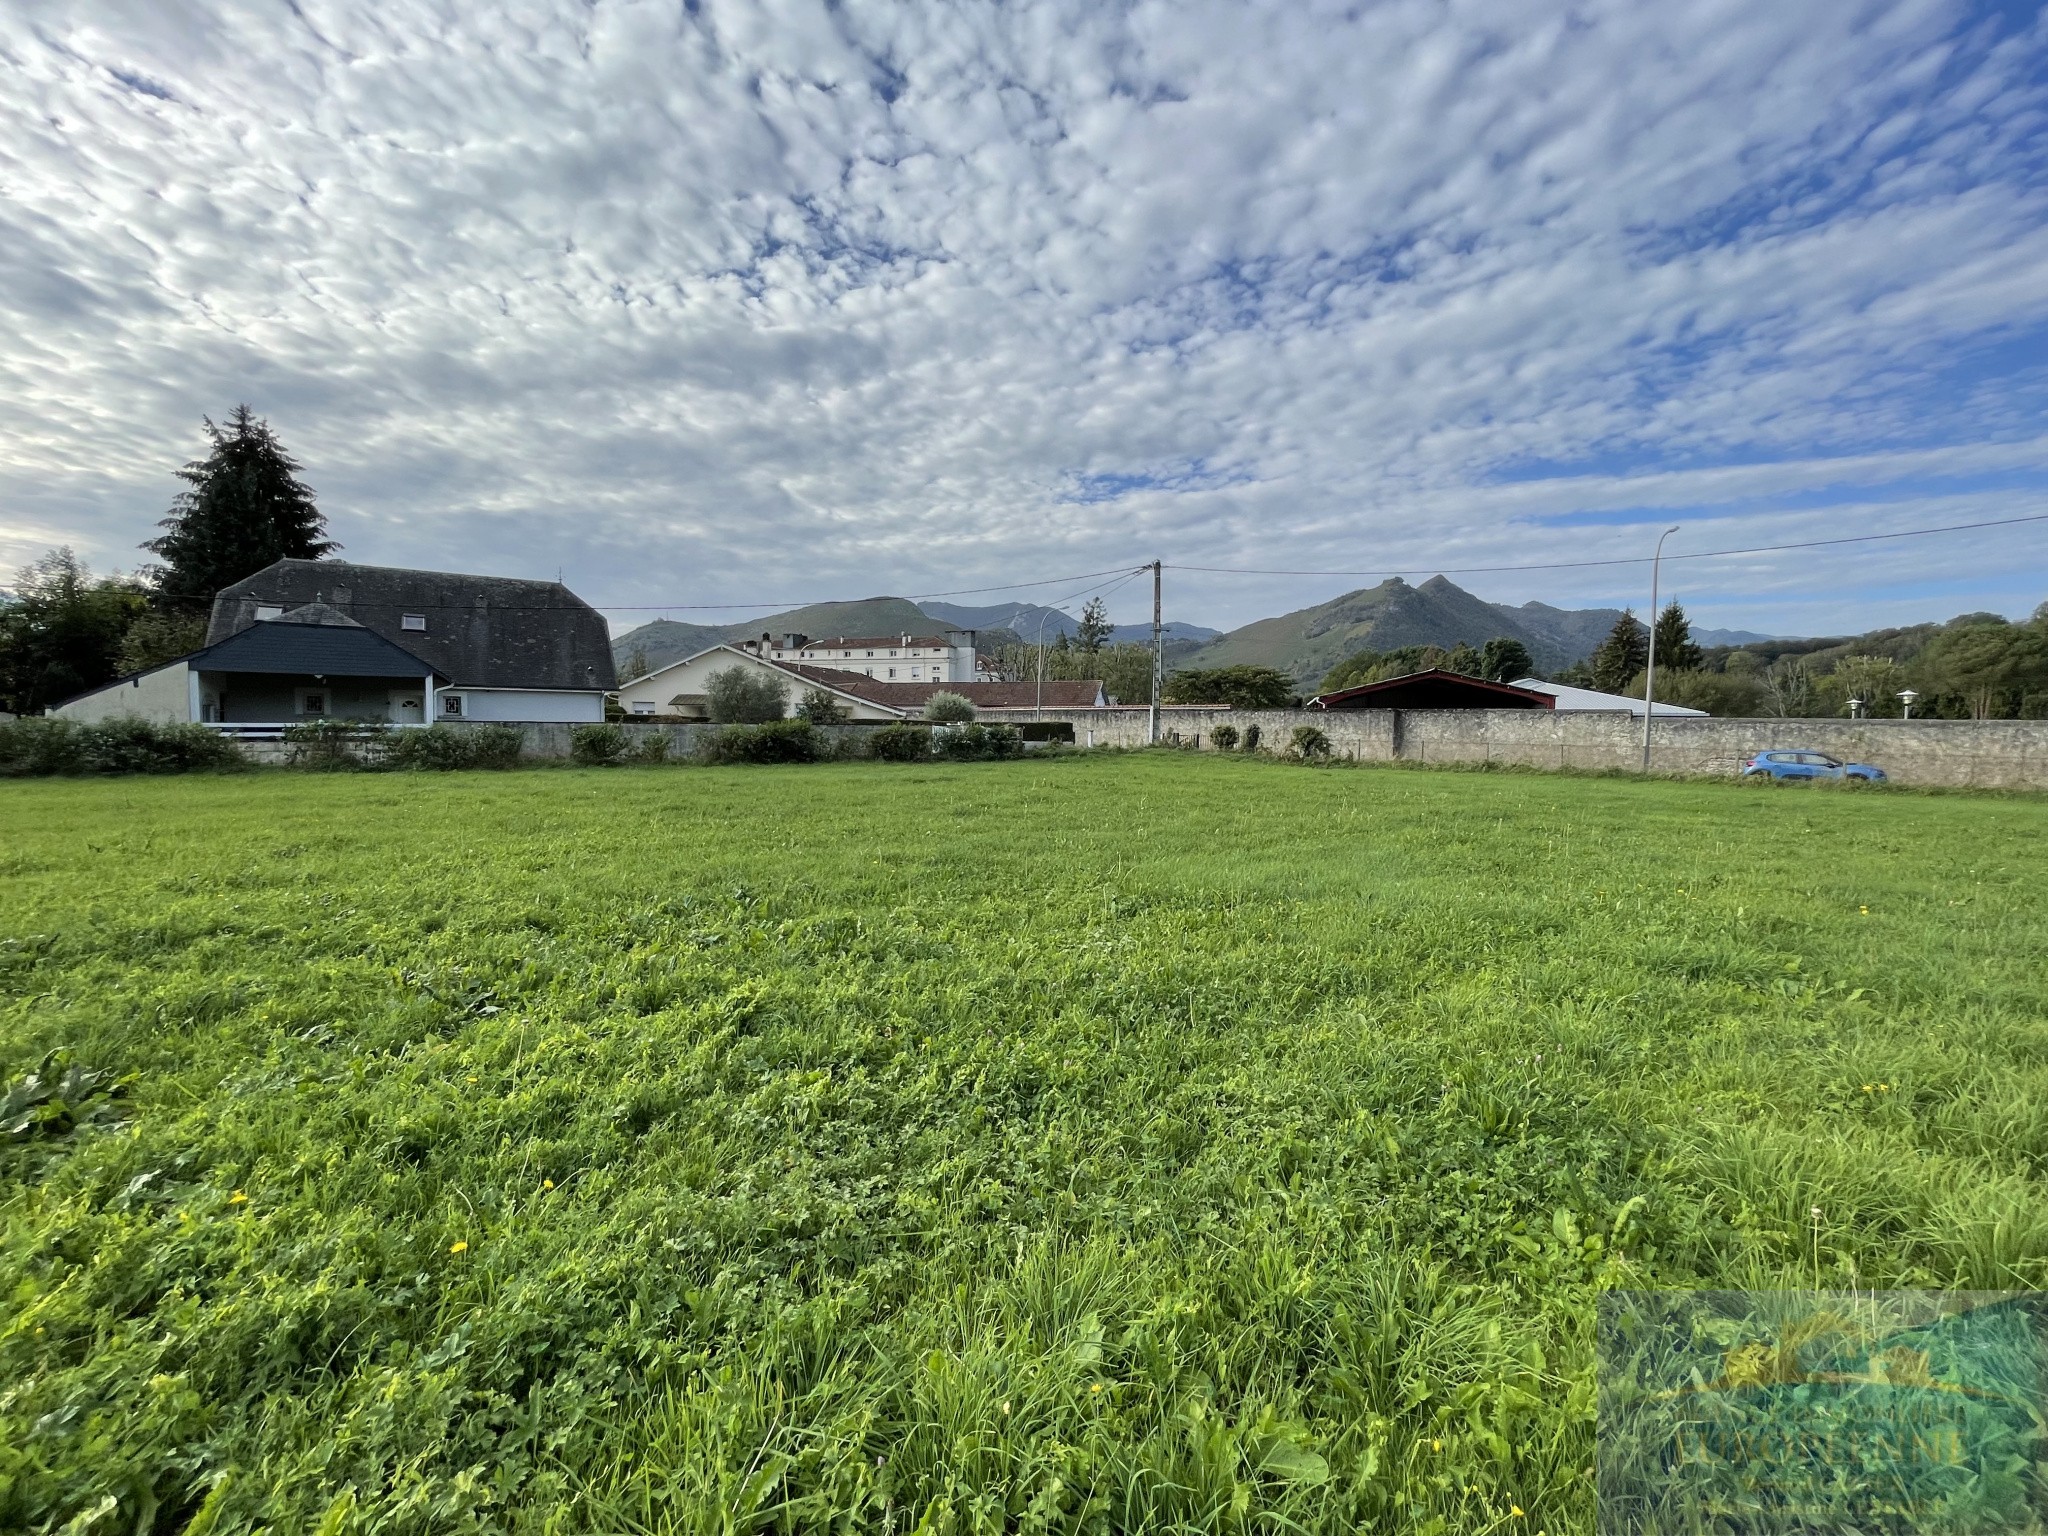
top-left (1589, 609), bottom-right (1649, 693)
top-left (1652, 600), bottom-right (1703, 672)
top-left (144, 405), bottom-right (336, 608)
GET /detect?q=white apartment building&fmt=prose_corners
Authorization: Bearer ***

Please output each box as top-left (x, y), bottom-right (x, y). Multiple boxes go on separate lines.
top-left (737, 631), bottom-right (978, 684)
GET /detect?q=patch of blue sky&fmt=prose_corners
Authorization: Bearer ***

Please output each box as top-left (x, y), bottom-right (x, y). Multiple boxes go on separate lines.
top-left (1059, 458), bottom-right (1251, 505)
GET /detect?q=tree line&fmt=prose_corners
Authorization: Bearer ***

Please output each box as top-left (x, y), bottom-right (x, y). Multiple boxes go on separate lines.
top-left (1, 407), bottom-right (334, 716)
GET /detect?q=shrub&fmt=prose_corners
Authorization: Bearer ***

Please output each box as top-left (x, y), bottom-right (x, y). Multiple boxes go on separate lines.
top-left (1290, 724), bottom-right (1332, 760)
top-left (383, 724), bottom-right (525, 771)
top-left (81, 718), bottom-right (246, 775)
top-left (706, 666), bottom-right (788, 723)
top-left (633, 730), bottom-right (672, 764)
top-left (571, 723), bottom-right (631, 766)
top-left (796, 688), bottom-right (850, 725)
top-left (936, 723), bottom-right (988, 760)
top-left (1209, 723), bottom-right (1240, 751)
top-left (984, 724), bottom-right (1023, 758)
top-left (0, 717), bottom-right (85, 776)
top-left (700, 719), bottom-right (820, 764)
top-left (923, 691), bottom-right (977, 723)
top-left (467, 724), bottom-right (525, 770)
top-left (0, 716), bottom-right (246, 777)
top-left (285, 718), bottom-right (386, 770)
top-left (1240, 723), bottom-right (1262, 753)
top-left (869, 723), bottom-right (931, 762)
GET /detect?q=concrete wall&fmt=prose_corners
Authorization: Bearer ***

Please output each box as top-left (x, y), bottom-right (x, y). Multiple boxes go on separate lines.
top-left (977, 707), bottom-right (2048, 789)
top-left (52, 661), bottom-right (192, 724)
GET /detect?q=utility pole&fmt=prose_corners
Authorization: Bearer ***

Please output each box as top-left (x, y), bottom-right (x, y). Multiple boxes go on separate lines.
top-left (1149, 560), bottom-right (1163, 744)
top-left (1641, 525), bottom-right (1680, 773)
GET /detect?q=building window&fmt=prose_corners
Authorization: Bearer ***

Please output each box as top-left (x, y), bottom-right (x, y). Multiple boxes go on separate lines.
top-left (297, 690), bottom-right (328, 716)
top-left (630, 700), bottom-right (655, 715)
top-left (401, 613), bottom-right (427, 631)
top-left (888, 668), bottom-right (897, 679)
top-left (255, 604), bottom-right (284, 621)
top-left (441, 694), bottom-right (463, 717)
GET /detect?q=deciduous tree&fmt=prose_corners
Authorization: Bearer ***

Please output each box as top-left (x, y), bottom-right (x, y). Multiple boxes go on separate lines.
top-left (0, 549), bottom-right (148, 715)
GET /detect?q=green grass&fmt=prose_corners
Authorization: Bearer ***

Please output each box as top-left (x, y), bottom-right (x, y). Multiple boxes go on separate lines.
top-left (4, 755), bottom-right (2047, 1535)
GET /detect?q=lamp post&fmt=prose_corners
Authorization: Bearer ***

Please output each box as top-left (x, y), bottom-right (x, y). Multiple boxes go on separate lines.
top-left (1897, 688), bottom-right (1918, 720)
top-left (1641, 525), bottom-right (1681, 773)
top-left (1848, 697), bottom-right (1865, 720)
top-left (1030, 607), bottom-right (1069, 721)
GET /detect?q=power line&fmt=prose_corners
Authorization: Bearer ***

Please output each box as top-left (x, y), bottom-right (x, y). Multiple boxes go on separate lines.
top-left (1162, 510), bottom-right (2048, 579)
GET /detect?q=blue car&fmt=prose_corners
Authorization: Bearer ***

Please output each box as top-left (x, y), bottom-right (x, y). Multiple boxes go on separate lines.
top-left (1741, 750), bottom-right (1887, 782)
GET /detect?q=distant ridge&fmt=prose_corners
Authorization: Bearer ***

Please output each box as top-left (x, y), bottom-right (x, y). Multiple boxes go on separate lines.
top-left (609, 580), bottom-right (1786, 681)
top-left (1182, 575), bottom-right (1643, 684)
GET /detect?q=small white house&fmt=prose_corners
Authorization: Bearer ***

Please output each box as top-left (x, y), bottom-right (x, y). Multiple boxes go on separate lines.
top-left (1511, 680), bottom-right (1708, 718)
top-left (614, 645), bottom-right (906, 721)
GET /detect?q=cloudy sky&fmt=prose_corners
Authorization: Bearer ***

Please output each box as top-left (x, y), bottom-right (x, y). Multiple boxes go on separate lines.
top-left (3, 0), bottom-right (2045, 637)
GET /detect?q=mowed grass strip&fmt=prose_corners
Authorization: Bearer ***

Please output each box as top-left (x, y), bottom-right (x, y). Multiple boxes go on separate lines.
top-left (3, 756), bottom-right (2045, 1535)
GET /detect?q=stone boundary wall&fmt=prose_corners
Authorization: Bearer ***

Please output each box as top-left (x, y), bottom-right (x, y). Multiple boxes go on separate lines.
top-left (235, 714), bottom-right (2048, 789)
top-left (977, 708), bottom-right (2048, 790)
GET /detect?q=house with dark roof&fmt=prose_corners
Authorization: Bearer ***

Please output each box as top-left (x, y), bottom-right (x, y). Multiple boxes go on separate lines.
top-left (51, 559), bottom-right (616, 727)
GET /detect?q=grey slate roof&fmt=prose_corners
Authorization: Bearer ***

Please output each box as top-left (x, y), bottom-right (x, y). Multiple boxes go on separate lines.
top-left (208, 559), bottom-right (617, 691)
top-left (191, 608), bottom-right (445, 680)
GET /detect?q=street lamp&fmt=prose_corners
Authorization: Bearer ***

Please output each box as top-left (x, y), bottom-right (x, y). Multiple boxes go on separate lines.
top-left (1897, 688), bottom-right (1919, 720)
top-left (1017, 606), bottom-right (1070, 721)
top-left (1848, 697), bottom-right (1865, 720)
top-left (1641, 525), bottom-right (1681, 772)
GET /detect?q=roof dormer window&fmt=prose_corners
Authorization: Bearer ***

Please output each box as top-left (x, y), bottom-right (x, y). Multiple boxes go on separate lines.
top-left (254, 604), bottom-right (284, 621)
top-left (401, 613), bottom-right (427, 631)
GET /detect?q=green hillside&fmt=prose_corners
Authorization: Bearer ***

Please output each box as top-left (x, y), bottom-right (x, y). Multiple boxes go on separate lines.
top-left (1183, 575), bottom-right (1601, 684)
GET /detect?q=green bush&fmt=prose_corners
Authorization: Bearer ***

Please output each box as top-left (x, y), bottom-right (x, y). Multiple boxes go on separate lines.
top-left (382, 724), bottom-right (525, 772)
top-left (0, 716), bottom-right (248, 777)
top-left (934, 723), bottom-right (1024, 761)
top-left (705, 666), bottom-right (789, 723)
top-left (984, 724), bottom-right (1023, 758)
top-left (869, 722), bottom-right (931, 762)
top-left (633, 730), bottom-right (672, 764)
top-left (1290, 724), bottom-right (1332, 760)
top-left (1210, 723), bottom-right (1240, 751)
top-left (1240, 723), bottom-right (1262, 753)
top-left (923, 691), bottom-right (977, 723)
top-left (284, 717), bottom-right (386, 770)
top-left (467, 724), bottom-right (525, 770)
top-left (796, 688), bottom-right (850, 725)
top-left (570, 723), bottom-right (631, 766)
top-left (700, 719), bottom-right (820, 764)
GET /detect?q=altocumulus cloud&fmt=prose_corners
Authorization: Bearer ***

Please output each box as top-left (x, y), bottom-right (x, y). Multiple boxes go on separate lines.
top-left (1, 0), bottom-right (2045, 632)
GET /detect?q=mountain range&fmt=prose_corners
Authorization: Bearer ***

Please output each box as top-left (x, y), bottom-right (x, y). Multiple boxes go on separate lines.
top-left (609, 578), bottom-right (1773, 682)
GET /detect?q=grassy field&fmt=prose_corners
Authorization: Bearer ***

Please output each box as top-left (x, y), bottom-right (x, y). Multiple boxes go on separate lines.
top-left (4, 755), bottom-right (2047, 1534)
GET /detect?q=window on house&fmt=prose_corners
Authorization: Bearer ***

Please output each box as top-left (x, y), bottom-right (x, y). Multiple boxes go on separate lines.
top-left (630, 700), bottom-right (655, 715)
top-left (401, 613), bottom-right (427, 631)
top-left (255, 604), bottom-right (284, 620)
top-left (299, 691), bottom-right (327, 715)
top-left (888, 668), bottom-right (897, 678)
top-left (441, 694), bottom-right (463, 717)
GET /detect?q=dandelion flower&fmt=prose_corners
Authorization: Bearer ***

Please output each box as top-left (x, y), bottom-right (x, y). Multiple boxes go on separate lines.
top-left (542, 1178), bottom-right (555, 1190)
top-left (449, 1240), bottom-right (468, 1254)
top-left (1512, 1506), bottom-right (1525, 1518)
top-left (227, 1191), bottom-right (249, 1205)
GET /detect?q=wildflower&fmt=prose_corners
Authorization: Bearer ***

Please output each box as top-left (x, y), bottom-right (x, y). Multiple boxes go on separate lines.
top-left (227, 1191), bottom-right (249, 1205)
top-left (1859, 906), bottom-right (1870, 915)
top-left (1512, 1506), bottom-right (1525, 1518)
top-left (1431, 1438), bottom-right (1442, 1451)
top-left (1863, 1084), bottom-right (1874, 1093)
top-left (1001, 1401), bottom-right (1011, 1415)
top-left (543, 1178), bottom-right (555, 1190)
top-left (1090, 1382), bottom-right (1104, 1394)
top-left (449, 1240), bottom-right (468, 1254)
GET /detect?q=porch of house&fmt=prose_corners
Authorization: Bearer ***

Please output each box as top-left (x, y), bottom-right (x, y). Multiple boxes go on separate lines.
top-left (202, 671), bottom-right (434, 727)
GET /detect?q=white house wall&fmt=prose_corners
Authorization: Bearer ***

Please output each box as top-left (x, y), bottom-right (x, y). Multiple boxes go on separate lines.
top-left (614, 648), bottom-right (900, 721)
top-left (50, 661), bottom-right (193, 724)
top-left (440, 688), bottom-right (607, 723)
